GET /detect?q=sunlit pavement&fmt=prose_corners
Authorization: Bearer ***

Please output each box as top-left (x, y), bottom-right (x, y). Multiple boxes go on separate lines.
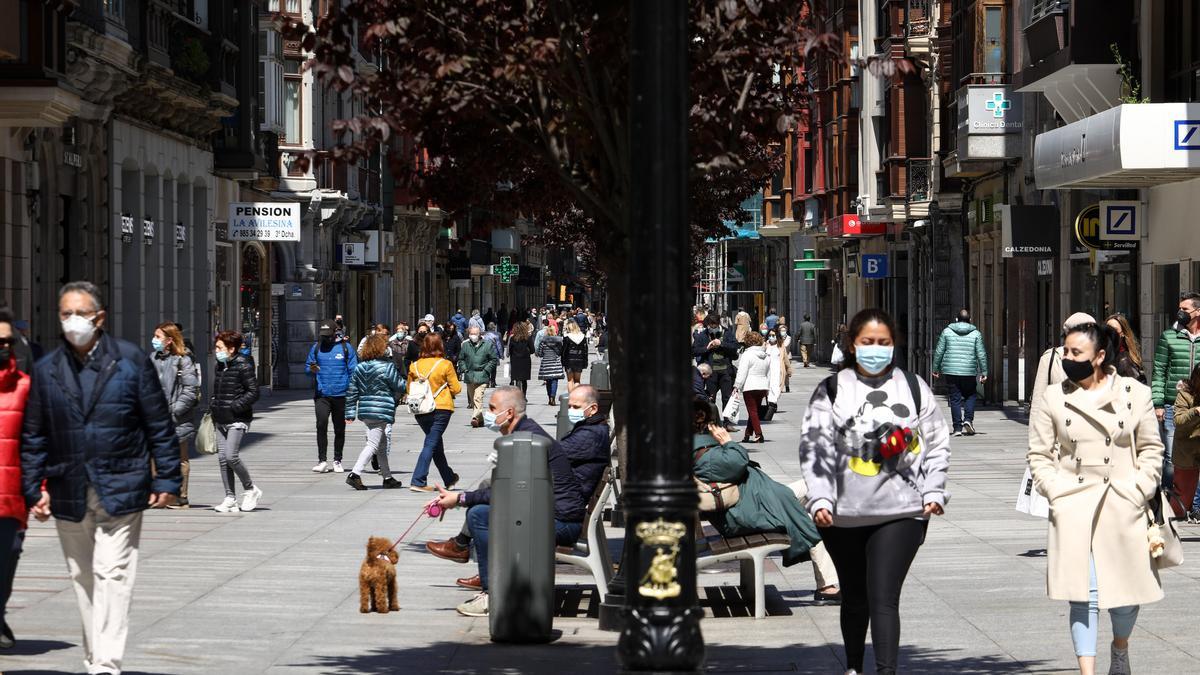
top-left (6, 362), bottom-right (1200, 673)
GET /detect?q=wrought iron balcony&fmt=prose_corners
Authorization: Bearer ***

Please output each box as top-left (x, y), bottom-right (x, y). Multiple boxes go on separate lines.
top-left (906, 0), bottom-right (932, 38)
top-left (906, 158), bottom-right (933, 203)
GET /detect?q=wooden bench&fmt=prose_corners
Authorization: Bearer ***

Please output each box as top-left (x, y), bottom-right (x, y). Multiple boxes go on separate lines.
top-left (555, 467), bottom-right (614, 601)
top-left (695, 520), bottom-right (790, 619)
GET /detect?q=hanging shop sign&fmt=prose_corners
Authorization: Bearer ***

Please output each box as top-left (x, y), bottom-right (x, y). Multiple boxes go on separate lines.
top-left (142, 217), bottom-right (155, 246)
top-left (341, 242), bottom-right (366, 266)
top-left (1098, 200), bottom-right (1142, 242)
top-left (1074, 204), bottom-right (1137, 251)
top-left (517, 265), bottom-right (541, 288)
top-left (175, 223), bottom-right (186, 250)
top-left (490, 256), bottom-right (520, 283)
top-left (228, 202), bottom-right (301, 241)
top-left (861, 254), bottom-right (889, 278)
top-left (448, 250), bottom-right (471, 280)
top-left (828, 214), bottom-right (887, 238)
top-left (999, 205), bottom-right (1059, 258)
top-left (120, 213), bottom-right (135, 244)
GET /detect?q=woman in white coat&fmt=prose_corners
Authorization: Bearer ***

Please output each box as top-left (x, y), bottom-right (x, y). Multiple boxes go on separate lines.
top-left (734, 332), bottom-right (779, 444)
top-left (1028, 321), bottom-right (1163, 675)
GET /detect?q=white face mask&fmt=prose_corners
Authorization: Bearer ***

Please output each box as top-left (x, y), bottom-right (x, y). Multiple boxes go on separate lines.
top-left (469, 334), bottom-right (481, 343)
top-left (62, 314), bottom-right (98, 347)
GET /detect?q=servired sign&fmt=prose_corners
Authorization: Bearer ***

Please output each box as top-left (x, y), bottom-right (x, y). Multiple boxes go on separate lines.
top-left (829, 214), bottom-right (887, 238)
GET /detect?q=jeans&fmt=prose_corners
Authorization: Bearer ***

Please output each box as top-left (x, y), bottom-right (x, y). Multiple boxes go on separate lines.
top-left (1070, 556), bottom-right (1139, 657)
top-left (820, 518), bottom-right (927, 675)
top-left (216, 423), bottom-right (254, 497)
top-left (351, 420), bottom-right (394, 479)
top-left (544, 378), bottom-right (559, 401)
top-left (466, 504), bottom-right (583, 591)
top-left (314, 395), bottom-right (347, 462)
top-left (1162, 405), bottom-right (1176, 491)
top-left (412, 409), bottom-right (455, 487)
top-left (0, 518), bottom-right (22, 634)
top-left (945, 374), bottom-right (978, 431)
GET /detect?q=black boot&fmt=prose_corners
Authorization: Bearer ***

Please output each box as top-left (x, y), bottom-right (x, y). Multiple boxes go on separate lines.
top-left (346, 473), bottom-right (366, 490)
top-left (382, 477), bottom-right (403, 489)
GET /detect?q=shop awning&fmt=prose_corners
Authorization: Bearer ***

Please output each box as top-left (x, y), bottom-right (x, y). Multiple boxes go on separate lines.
top-left (1035, 103), bottom-right (1200, 189)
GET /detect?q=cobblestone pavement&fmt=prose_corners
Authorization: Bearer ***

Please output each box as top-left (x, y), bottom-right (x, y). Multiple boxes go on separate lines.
top-left (6, 363), bottom-right (1200, 673)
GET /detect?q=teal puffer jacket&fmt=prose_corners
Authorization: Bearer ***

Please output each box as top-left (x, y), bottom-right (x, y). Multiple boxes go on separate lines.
top-left (932, 322), bottom-right (987, 376)
top-left (346, 358), bottom-right (406, 423)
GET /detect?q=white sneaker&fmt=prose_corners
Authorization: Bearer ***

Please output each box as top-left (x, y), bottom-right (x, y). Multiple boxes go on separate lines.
top-left (1109, 644), bottom-right (1131, 675)
top-left (332, 461), bottom-right (345, 473)
top-left (214, 496), bottom-right (239, 513)
top-left (456, 591), bottom-right (489, 617)
top-left (312, 461), bottom-right (329, 473)
top-left (240, 486), bottom-right (263, 512)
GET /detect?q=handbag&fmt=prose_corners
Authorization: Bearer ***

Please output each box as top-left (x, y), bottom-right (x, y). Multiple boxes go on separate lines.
top-left (693, 445), bottom-right (740, 512)
top-left (1122, 386), bottom-right (1184, 569)
top-left (721, 390), bottom-right (741, 421)
top-left (195, 412), bottom-right (218, 455)
top-left (758, 401), bottom-right (777, 421)
top-left (1015, 465), bottom-right (1049, 518)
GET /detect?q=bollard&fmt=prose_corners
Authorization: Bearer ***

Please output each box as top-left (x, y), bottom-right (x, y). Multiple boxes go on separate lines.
top-left (488, 432), bottom-right (555, 643)
top-left (555, 394), bottom-right (572, 440)
top-left (589, 359), bottom-right (611, 390)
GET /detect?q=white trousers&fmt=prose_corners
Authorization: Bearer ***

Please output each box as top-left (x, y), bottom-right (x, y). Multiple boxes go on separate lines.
top-left (787, 478), bottom-right (840, 589)
top-left (55, 488), bottom-right (143, 675)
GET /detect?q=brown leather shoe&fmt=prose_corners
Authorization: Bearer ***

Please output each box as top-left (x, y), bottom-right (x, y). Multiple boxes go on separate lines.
top-left (426, 538), bottom-right (470, 564)
top-left (456, 574), bottom-right (482, 590)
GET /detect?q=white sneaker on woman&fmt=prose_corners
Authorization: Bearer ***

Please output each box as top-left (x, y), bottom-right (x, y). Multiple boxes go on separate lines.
top-left (240, 486), bottom-right (263, 512)
top-left (312, 461), bottom-right (329, 473)
top-left (1109, 644), bottom-right (1131, 675)
top-left (214, 496), bottom-right (239, 513)
top-left (333, 461), bottom-right (345, 473)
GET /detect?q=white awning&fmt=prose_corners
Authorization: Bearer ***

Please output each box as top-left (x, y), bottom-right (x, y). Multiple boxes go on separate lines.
top-left (1035, 103), bottom-right (1200, 189)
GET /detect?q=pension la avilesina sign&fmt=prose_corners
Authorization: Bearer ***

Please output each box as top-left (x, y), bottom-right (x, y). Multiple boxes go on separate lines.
top-left (229, 203), bottom-right (301, 241)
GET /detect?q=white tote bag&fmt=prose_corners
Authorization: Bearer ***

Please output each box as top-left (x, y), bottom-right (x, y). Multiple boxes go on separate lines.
top-left (830, 343), bottom-right (845, 366)
top-left (1015, 465), bottom-right (1049, 518)
top-left (721, 390), bottom-right (741, 421)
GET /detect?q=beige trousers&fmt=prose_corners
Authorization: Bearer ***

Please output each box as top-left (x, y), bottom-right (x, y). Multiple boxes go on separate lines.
top-left (787, 478), bottom-right (840, 589)
top-left (55, 488), bottom-right (144, 675)
top-left (467, 382), bottom-right (488, 421)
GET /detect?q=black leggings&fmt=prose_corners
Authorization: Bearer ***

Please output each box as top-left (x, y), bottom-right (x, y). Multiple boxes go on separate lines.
top-left (820, 518), bottom-right (927, 674)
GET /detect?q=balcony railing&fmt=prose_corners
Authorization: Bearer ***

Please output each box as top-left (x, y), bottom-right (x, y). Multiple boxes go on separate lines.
top-left (906, 0), bottom-right (932, 38)
top-left (1030, 0), bottom-right (1069, 26)
top-left (907, 158), bottom-right (933, 203)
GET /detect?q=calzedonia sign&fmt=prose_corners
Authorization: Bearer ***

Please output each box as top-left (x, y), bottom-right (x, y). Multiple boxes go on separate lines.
top-left (228, 202), bottom-right (301, 241)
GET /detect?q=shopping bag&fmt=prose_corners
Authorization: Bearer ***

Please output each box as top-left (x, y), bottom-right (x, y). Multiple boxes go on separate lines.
top-left (1014, 465), bottom-right (1048, 518)
top-left (830, 344), bottom-right (844, 366)
top-left (721, 391), bottom-right (741, 421)
top-left (195, 412), bottom-right (218, 455)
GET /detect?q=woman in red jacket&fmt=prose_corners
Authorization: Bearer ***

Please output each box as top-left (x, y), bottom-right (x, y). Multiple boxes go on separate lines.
top-left (0, 306), bottom-right (31, 649)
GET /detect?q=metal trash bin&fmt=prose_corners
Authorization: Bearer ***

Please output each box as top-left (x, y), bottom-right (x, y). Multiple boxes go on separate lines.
top-left (488, 432), bottom-right (555, 643)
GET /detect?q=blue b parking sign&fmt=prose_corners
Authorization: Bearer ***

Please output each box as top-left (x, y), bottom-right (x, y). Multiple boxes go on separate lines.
top-left (861, 254), bottom-right (889, 278)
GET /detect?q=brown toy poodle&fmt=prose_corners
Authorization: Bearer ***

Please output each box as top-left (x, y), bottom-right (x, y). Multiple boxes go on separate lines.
top-left (360, 536), bottom-right (400, 614)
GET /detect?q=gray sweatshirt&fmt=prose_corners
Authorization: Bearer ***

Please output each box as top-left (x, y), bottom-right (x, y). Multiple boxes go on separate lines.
top-left (799, 368), bottom-right (952, 527)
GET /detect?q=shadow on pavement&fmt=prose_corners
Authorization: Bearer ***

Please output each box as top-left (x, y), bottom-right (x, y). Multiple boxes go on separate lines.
top-left (284, 641), bottom-right (1053, 674)
top-left (2, 638), bottom-right (75, 656)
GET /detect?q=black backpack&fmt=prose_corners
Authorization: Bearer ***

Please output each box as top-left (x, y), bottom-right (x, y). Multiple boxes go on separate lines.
top-left (822, 369), bottom-right (922, 413)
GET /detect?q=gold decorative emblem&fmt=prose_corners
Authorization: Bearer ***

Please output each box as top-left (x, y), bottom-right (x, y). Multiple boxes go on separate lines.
top-left (636, 518), bottom-right (686, 600)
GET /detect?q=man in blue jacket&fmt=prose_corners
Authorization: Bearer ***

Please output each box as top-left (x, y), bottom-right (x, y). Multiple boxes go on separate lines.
top-left (22, 281), bottom-right (180, 674)
top-left (306, 319), bottom-right (357, 473)
top-left (432, 386), bottom-right (585, 618)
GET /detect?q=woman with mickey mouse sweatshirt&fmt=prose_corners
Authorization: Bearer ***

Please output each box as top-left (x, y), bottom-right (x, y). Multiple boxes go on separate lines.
top-left (798, 308), bottom-right (952, 675)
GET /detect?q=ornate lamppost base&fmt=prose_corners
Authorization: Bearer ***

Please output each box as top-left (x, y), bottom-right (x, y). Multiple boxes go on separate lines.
top-left (617, 606), bottom-right (706, 672)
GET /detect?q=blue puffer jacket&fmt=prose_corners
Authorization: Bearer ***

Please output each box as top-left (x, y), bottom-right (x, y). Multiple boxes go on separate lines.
top-left (21, 333), bottom-right (182, 522)
top-left (306, 340), bottom-right (357, 397)
top-left (346, 358), bottom-right (406, 423)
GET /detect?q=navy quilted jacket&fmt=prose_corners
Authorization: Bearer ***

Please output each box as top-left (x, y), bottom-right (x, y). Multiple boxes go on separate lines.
top-left (21, 333), bottom-right (182, 522)
top-left (346, 358), bottom-right (405, 423)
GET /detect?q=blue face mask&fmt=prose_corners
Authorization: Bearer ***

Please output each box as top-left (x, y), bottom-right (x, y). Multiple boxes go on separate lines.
top-left (484, 409), bottom-right (510, 432)
top-left (151, 338), bottom-right (165, 352)
top-left (567, 408), bottom-right (587, 424)
top-left (855, 345), bottom-right (894, 375)
top-left (215, 351), bottom-right (230, 364)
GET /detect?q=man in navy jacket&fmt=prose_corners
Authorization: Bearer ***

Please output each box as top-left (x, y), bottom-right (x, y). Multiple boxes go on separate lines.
top-left (560, 385), bottom-right (610, 497)
top-left (21, 281), bottom-right (180, 674)
top-left (305, 319), bottom-right (357, 473)
top-left (433, 386), bottom-right (585, 617)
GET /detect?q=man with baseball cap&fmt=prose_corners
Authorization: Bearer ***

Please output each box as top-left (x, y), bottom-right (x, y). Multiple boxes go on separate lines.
top-left (1029, 312), bottom-right (1096, 420)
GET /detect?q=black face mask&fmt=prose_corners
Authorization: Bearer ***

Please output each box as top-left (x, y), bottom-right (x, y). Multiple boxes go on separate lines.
top-left (0, 347), bottom-right (10, 365)
top-left (1178, 309), bottom-right (1193, 326)
top-left (709, 327), bottom-right (723, 337)
top-left (1061, 357), bottom-right (1095, 383)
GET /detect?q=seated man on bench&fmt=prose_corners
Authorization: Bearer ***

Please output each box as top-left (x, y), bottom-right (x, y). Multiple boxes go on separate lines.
top-left (431, 386), bottom-right (587, 617)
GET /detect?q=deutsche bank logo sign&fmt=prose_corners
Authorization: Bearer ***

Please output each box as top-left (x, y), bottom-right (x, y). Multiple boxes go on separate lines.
top-left (861, 254), bottom-right (889, 279)
top-left (1099, 201), bottom-right (1141, 242)
top-left (1174, 120), bottom-right (1200, 150)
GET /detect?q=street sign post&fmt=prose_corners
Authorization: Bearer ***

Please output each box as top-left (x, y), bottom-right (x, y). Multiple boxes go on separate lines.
top-left (793, 249), bottom-right (830, 280)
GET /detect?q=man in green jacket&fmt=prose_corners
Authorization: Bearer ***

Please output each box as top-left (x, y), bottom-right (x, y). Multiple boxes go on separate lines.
top-left (459, 325), bottom-right (499, 428)
top-left (932, 309), bottom-right (988, 436)
top-left (1152, 292), bottom-right (1200, 487)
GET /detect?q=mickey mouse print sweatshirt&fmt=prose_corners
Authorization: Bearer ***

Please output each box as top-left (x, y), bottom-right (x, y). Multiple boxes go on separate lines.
top-left (798, 367), bottom-right (952, 527)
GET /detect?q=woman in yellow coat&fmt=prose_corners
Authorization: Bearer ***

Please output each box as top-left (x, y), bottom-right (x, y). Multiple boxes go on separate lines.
top-left (1028, 322), bottom-right (1163, 675)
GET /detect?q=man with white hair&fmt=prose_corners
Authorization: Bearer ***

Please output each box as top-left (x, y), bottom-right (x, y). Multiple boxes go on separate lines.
top-left (457, 325), bottom-right (498, 428)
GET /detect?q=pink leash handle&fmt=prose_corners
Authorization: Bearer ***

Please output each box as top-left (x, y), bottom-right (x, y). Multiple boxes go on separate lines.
top-left (387, 500), bottom-right (446, 553)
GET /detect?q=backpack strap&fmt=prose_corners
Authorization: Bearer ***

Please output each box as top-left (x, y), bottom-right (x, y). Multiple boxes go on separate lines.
top-left (822, 374), bottom-right (838, 404)
top-left (902, 368), bottom-right (922, 415)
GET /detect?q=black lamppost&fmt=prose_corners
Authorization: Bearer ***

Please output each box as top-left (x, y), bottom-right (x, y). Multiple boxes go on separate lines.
top-left (615, 0), bottom-right (704, 670)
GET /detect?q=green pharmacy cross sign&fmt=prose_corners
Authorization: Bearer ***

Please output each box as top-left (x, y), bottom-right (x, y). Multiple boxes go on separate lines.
top-left (793, 249), bottom-right (829, 280)
top-left (491, 256), bottom-right (520, 283)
